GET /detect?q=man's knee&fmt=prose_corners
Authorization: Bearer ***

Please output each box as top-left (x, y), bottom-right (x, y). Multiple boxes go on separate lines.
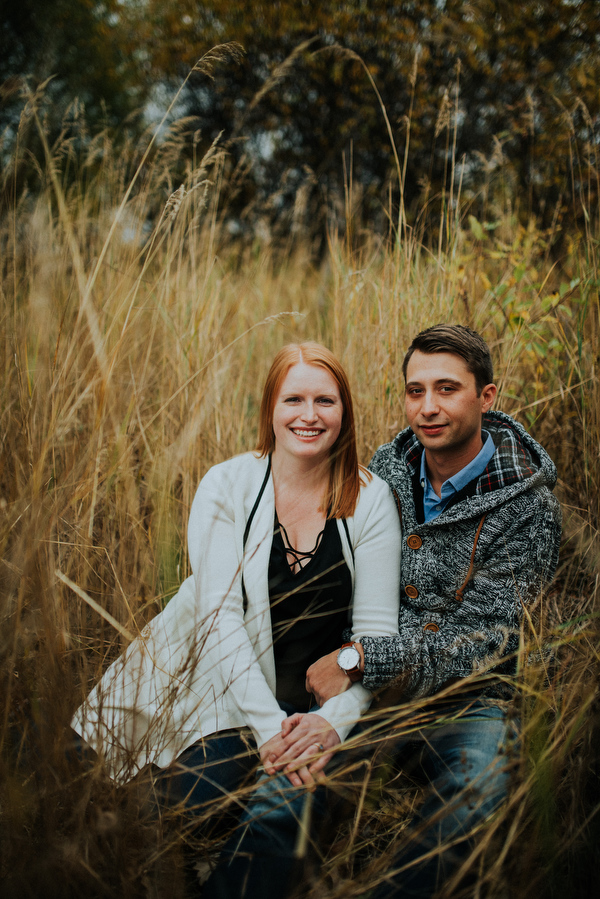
top-left (225, 773), bottom-right (325, 861)
top-left (420, 705), bottom-right (516, 840)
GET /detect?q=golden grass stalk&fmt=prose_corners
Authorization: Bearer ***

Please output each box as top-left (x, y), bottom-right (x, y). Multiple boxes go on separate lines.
top-left (1, 66), bottom-right (598, 898)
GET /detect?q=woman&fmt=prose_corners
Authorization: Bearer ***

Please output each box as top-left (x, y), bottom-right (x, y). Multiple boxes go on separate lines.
top-left (72, 343), bottom-right (401, 811)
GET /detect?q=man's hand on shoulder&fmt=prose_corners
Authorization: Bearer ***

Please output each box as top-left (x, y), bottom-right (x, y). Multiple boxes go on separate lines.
top-left (306, 644), bottom-right (364, 705)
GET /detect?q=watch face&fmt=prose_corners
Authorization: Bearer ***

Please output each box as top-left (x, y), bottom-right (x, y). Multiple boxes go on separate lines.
top-left (338, 646), bottom-right (360, 671)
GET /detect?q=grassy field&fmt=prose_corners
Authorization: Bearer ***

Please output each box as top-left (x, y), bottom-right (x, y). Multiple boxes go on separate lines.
top-left (1, 91), bottom-right (599, 898)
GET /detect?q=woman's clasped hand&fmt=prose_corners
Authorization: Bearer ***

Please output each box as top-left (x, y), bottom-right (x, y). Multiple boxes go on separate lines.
top-left (260, 712), bottom-right (341, 788)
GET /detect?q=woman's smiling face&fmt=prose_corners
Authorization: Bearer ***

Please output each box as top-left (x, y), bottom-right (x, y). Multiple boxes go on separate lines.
top-left (272, 362), bottom-right (343, 464)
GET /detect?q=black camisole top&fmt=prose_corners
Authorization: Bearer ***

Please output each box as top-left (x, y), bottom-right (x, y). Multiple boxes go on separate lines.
top-left (268, 516), bottom-right (352, 710)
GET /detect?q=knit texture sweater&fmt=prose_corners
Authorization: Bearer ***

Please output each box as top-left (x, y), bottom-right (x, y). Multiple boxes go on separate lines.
top-left (362, 411), bottom-right (562, 698)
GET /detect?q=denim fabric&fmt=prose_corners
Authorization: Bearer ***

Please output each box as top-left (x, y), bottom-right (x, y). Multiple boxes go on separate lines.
top-left (151, 702), bottom-right (301, 821)
top-left (201, 772), bottom-right (324, 899)
top-left (151, 728), bottom-right (259, 832)
top-left (370, 701), bottom-right (516, 898)
top-left (202, 700), bottom-right (517, 899)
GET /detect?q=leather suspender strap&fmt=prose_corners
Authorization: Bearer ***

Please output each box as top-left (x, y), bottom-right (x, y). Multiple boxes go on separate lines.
top-left (341, 517), bottom-right (354, 565)
top-left (243, 456), bottom-right (272, 549)
top-left (455, 513), bottom-right (487, 602)
top-left (241, 456), bottom-right (272, 613)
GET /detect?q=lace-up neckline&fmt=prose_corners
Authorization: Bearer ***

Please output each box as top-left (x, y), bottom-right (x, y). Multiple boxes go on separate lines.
top-left (276, 516), bottom-right (326, 575)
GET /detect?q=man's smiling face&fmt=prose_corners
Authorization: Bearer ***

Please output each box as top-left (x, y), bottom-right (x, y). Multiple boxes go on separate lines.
top-left (404, 350), bottom-right (496, 465)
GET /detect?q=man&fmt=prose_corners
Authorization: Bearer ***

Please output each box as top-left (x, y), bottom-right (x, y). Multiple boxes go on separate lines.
top-left (204, 324), bottom-right (562, 898)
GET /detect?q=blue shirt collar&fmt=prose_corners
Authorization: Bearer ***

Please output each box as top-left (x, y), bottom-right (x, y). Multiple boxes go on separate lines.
top-left (420, 430), bottom-right (496, 522)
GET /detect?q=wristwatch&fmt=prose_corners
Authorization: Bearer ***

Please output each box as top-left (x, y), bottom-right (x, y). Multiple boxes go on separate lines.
top-left (337, 642), bottom-right (362, 682)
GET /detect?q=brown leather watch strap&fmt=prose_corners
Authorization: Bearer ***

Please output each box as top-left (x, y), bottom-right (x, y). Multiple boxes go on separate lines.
top-left (338, 642), bottom-right (363, 682)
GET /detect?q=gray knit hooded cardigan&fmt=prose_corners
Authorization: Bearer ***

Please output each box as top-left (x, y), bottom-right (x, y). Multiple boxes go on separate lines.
top-left (361, 411), bottom-right (562, 698)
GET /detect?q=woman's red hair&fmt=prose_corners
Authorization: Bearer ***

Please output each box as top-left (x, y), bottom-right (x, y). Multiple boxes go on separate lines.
top-left (256, 343), bottom-right (369, 519)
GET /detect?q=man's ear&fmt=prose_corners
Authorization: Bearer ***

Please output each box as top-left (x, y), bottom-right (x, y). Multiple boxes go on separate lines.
top-left (480, 383), bottom-right (497, 412)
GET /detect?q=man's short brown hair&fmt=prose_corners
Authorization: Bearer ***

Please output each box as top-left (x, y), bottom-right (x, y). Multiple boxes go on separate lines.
top-left (402, 324), bottom-right (494, 395)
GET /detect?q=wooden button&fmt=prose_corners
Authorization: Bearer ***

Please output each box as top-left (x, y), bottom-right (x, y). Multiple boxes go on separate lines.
top-left (406, 534), bottom-right (422, 549)
top-left (405, 584), bottom-right (419, 599)
top-left (423, 622), bottom-right (439, 633)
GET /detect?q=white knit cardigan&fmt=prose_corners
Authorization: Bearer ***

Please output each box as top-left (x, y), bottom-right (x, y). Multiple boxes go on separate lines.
top-left (72, 453), bottom-right (401, 780)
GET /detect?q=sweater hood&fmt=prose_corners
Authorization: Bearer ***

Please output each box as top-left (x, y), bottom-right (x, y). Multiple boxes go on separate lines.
top-left (370, 411), bottom-right (558, 529)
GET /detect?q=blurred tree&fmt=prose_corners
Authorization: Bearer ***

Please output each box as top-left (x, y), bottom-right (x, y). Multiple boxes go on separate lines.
top-left (436, 0), bottom-right (600, 228)
top-left (2, 0), bottom-right (598, 243)
top-left (140, 0), bottom-right (434, 241)
top-left (141, 0), bottom-right (600, 243)
top-left (0, 0), bottom-right (146, 135)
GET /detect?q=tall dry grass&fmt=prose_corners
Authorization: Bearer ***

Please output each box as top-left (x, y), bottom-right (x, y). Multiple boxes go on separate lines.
top-left (1, 75), bottom-right (599, 898)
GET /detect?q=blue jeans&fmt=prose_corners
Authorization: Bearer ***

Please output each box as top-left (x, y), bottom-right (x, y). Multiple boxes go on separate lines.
top-left (152, 730), bottom-right (257, 813)
top-left (202, 699), bottom-right (517, 899)
top-left (370, 700), bottom-right (517, 898)
top-left (150, 703), bottom-right (307, 844)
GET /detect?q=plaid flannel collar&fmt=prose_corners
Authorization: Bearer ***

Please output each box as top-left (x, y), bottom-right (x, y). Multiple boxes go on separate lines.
top-left (399, 414), bottom-right (537, 496)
